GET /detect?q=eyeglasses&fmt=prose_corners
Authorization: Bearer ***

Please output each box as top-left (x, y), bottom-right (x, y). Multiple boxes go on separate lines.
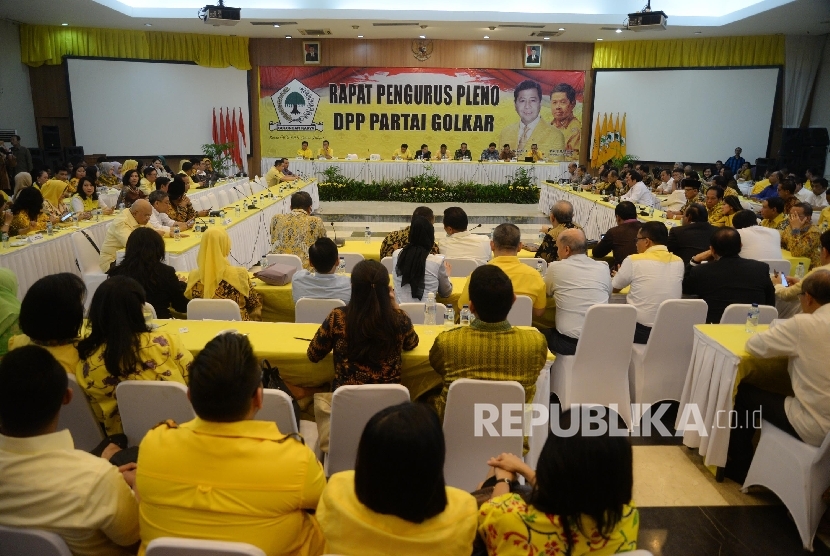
top-left (635, 236), bottom-right (647, 242)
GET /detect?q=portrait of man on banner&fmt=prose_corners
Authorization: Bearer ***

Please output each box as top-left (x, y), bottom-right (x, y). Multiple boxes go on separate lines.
top-left (524, 44), bottom-right (541, 67)
top-left (498, 79), bottom-right (565, 161)
top-left (550, 82), bottom-right (582, 161)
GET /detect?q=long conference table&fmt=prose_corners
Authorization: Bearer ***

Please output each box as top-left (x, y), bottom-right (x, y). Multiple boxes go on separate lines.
top-left (261, 158), bottom-right (570, 186)
top-left (539, 181), bottom-right (813, 272)
top-left (0, 178), bottom-right (317, 300)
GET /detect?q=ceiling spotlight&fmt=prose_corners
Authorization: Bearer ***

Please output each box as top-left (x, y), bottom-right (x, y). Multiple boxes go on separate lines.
top-left (615, 28), bottom-right (622, 33)
top-left (483, 35), bottom-right (489, 39)
top-left (285, 35), bottom-right (292, 39)
top-left (61, 23), bottom-right (68, 26)
top-left (558, 28), bottom-right (565, 31)
top-left (419, 35), bottom-right (425, 39)
top-left (358, 35), bottom-right (363, 38)
top-left (544, 37), bottom-right (550, 40)
top-left (273, 24), bottom-right (279, 27)
top-left (597, 38), bottom-right (603, 41)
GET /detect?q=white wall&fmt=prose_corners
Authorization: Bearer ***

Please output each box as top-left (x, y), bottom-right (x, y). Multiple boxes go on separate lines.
top-left (808, 38), bottom-right (830, 179)
top-left (0, 21), bottom-right (37, 148)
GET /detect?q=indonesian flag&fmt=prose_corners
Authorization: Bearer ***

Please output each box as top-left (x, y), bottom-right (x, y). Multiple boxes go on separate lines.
top-left (238, 108), bottom-right (247, 148)
top-left (219, 108), bottom-right (227, 145)
top-left (231, 108), bottom-right (241, 167)
top-left (237, 108), bottom-right (248, 174)
top-left (225, 109), bottom-right (233, 161)
top-left (212, 108), bottom-right (219, 144)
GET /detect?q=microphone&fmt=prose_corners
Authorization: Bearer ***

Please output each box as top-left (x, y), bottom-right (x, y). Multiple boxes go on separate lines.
top-left (469, 223), bottom-right (482, 232)
top-left (232, 185), bottom-right (248, 200)
top-left (331, 222), bottom-right (345, 247)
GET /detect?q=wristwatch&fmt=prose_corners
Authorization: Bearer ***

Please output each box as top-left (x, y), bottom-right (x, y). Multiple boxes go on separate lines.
top-left (494, 477), bottom-right (512, 486)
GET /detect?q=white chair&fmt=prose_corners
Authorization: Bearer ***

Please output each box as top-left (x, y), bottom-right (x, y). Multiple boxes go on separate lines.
top-left (240, 180), bottom-right (254, 197)
top-left (217, 190), bottom-right (230, 209)
top-left (719, 304), bottom-right (778, 325)
top-left (256, 389), bottom-right (320, 454)
top-left (442, 379), bottom-right (525, 491)
top-left (326, 384), bottom-right (410, 476)
top-left (145, 537), bottom-right (266, 556)
top-left (550, 304), bottom-right (637, 427)
top-left (519, 257), bottom-right (547, 276)
top-left (143, 302), bottom-right (157, 320)
top-left (506, 294), bottom-right (533, 326)
top-left (760, 259), bottom-right (791, 276)
top-left (338, 252), bottom-right (364, 273)
top-left (57, 375), bottom-right (105, 452)
top-left (206, 192), bottom-right (218, 211)
top-left (629, 299), bottom-right (708, 425)
top-left (0, 525), bottom-right (71, 556)
top-left (742, 423), bottom-right (830, 551)
top-left (295, 298), bottom-right (345, 323)
top-left (115, 381), bottom-right (195, 446)
top-left (265, 254), bottom-right (303, 272)
top-left (399, 302), bottom-right (447, 324)
top-left (250, 179), bottom-right (265, 193)
top-left (526, 363), bottom-right (551, 469)
top-left (444, 257), bottom-right (480, 277)
top-left (190, 197), bottom-right (203, 211)
top-left (380, 256), bottom-right (394, 273)
top-left (625, 552), bottom-right (655, 556)
top-left (70, 232), bottom-right (107, 308)
top-left (187, 299), bottom-right (242, 321)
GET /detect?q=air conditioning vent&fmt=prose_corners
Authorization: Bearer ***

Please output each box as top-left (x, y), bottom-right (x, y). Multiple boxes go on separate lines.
top-left (372, 22), bottom-right (421, 27)
top-left (298, 29), bottom-right (333, 36)
top-left (250, 21), bottom-right (298, 26)
top-left (532, 30), bottom-right (564, 38)
top-left (499, 24), bottom-right (545, 29)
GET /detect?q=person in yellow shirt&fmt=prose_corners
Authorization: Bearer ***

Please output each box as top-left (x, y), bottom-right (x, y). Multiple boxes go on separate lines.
top-left (705, 187), bottom-right (728, 227)
top-left (819, 193), bottom-right (830, 229)
top-left (317, 403), bottom-right (477, 556)
top-left (318, 140), bottom-right (335, 159)
top-left (529, 143), bottom-right (545, 162)
top-left (751, 174), bottom-right (771, 195)
top-left (721, 195), bottom-right (743, 228)
top-left (136, 332), bottom-right (326, 556)
top-left (0, 346), bottom-right (140, 556)
top-left (392, 143), bottom-right (414, 160)
top-left (760, 197), bottom-right (788, 232)
top-left (549, 82), bottom-right (581, 161)
top-left (265, 158), bottom-right (284, 187)
top-left (297, 141), bottom-right (313, 159)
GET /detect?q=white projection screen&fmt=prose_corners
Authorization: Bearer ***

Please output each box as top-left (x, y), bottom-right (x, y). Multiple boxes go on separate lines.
top-left (66, 58), bottom-right (250, 157)
top-left (592, 67), bottom-right (780, 164)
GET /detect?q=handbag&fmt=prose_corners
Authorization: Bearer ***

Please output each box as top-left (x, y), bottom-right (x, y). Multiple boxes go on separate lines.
top-left (261, 360), bottom-right (301, 430)
top-left (254, 263), bottom-right (297, 286)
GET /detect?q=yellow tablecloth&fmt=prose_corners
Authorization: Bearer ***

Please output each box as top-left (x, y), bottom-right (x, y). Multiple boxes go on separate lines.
top-left (154, 320), bottom-right (552, 401)
top-left (338, 239), bottom-right (536, 262)
top-left (677, 324), bottom-right (789, 470)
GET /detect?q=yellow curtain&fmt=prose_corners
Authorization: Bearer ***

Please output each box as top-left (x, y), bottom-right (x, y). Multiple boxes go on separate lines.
top-left (592, 35), bottom-right (784, 69)
top-left (20, 24), bottom-right (250, 70)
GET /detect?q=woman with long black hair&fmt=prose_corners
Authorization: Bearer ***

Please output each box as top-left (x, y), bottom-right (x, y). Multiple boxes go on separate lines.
top-left (392, 215), bottom-right (452, 303)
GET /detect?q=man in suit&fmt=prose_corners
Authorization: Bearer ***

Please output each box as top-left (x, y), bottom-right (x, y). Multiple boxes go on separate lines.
top-left (667, 202), bottom-right (716, 265)
top-left (592, 201), bottom-right (641, 270)
top-left (498, 80), bottom-right (565, 160)
top-left (454, 143), bottom-right (472, 160)
top-left (682, 227), bottom-right (776, 323)
top-left (526, 46), bottom-right (539, 64)
top-left (414, 144), bottom-right (431, 161)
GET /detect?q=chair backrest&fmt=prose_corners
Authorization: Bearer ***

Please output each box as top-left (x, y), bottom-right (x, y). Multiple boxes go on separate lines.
top-left (526, 364), bottom-right (551, 470)
top-left (192, 196), bottom-right (206, 211)
top-left (519, 257), bottom-right (547, 276)
top-left (187, 299), bottom-right (242, 321)
top-left (146, 537), bottom-right (266, 556)
top-left (240, 180), bottom-right (254, 197)
top-left (265, 254), bottom-right (303, 271)
top-left (380, 256), bottom-right (394, 273)
top-left (0, 525), bottom-right (72, 556)
top-left (295, 297), bottom-right (345, 324)
top-left (444, 257), bottom-right (480, 277)
top-left (639, 299), bottom-right (708, 399)
top-left (326, 384), bottom-right (411, 476)
top-left (339, 252), bottom-right (364, 273)
top-left (249, 180), bottom-right (264, 193)
top-left (217, 190), bottom-right (231, 209)
top-left (115, 381), bottom-right (195, 446)
top-left (399, 302), bottom-right (447, 325)
top-left (760, 259), bottom-right (791, 276)
top-left (506, 295), bottom-right (533, 326)
top-left (71, 232), bottom-right (103, 276)
top-left (442, 379), bottom-right (525, 491)
top-left (719, 304), bottom-right (779, 325)
top-left (143, 302), bottom-right (158, 320)
top-left (206, 193), bottom-right (218, 211)
top-left (256, 389), bottom-right (299, 434)
top-left (57, 375), bottom-right (106, 452)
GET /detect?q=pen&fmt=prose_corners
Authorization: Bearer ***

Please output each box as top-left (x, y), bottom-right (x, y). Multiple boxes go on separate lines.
top-left (294, 337), bottom-right (314, 341)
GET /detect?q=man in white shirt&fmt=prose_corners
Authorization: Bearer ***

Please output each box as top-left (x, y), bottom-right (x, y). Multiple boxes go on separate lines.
top-left (612, 221), bottom-right (684, 343)
top-left (797, 177), bottom-right (828, 210)
top-left (726, 269), bottom-right (830, 483)
top-left (543, 228), bottom-right (611, 355)
top-left (291, 237), bottom-right (352, 305)
top-left (437, 207), bottom-right (491, 265)
top-left (621, 170), bottom-right (658, 208)
top-left (98, 199), bottom-right (157, 272)
top-left (731, 209), bottom-right (782, 261)
top-left (654, 168), bottom-right (675, 194)
top-left (0, 346), bottom-right (140, 556)
top-left (148, 190), bottom-right (190, 238)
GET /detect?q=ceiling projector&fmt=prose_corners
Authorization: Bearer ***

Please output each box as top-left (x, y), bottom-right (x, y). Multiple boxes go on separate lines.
top-left (198, 1), bottom-right (241, 26)
top-left (627, 1), bottom-right (667, 31)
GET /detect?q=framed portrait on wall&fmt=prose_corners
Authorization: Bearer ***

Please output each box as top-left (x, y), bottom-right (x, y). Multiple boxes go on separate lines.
top-left (303, 41), bottom-right (320, 65)
top-left (524, 44), bottom-right (541, 68)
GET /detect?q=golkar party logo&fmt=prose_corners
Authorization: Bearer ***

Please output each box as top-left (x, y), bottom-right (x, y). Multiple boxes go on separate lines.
top-left (269, 79), bottom-right (324, 132)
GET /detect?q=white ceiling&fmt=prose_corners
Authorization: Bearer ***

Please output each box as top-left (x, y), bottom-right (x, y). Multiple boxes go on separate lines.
top-left (2, 0), bottom-right (828, 42)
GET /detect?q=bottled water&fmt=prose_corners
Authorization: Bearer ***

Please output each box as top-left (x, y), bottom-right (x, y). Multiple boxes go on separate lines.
top-left (173, 225), bottom-right (181, 241)
top-left (46, 220), bottom-right (53, 236)
top-left (337, 256), bottom-right (346, 275)
top-left (536, 260), bottom-right (544, 276)
top-left (745, 303), bottom-right (759, 334)
top-left (365, 226), bottom-right (371, 244)
top-left (118, 202), bottom-right (125, 212)
top-left (72, 213), bottom-right (80, 229)
top-left (94, 209), bottom-right (101, 222)
top-left (195, 224), bottom-right (202, 239)
top-left (795, 262), bottom-right (806, 280)
top-left (424, 292), bottom-right (437, 325)
top-left (460, 305), bottom-right (471, 326)
top-left (260, 255), bottom-right (268, 269)
top-left (444, 305), bottom-right (455, 327)
top-left (235, 205), bottom-right (241, 218)
top-left (1, 232), bottom-right (8, 249)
